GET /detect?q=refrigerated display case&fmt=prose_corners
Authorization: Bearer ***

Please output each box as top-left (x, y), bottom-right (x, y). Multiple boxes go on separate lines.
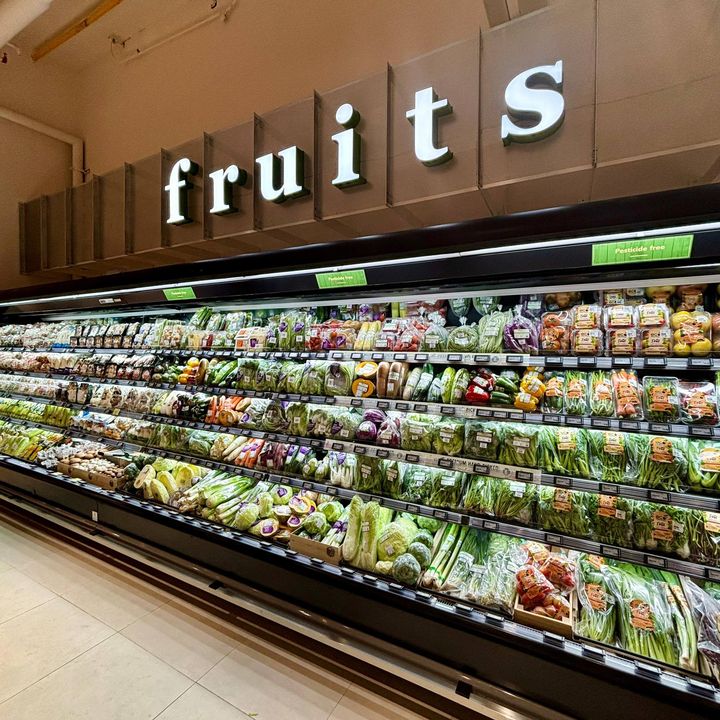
top-left (3, 184), bottom-right (720, 719)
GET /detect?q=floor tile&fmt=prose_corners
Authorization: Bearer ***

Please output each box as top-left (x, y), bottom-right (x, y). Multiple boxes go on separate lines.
top-left (155, 683), bottom-right (251, 720)
top-left (58, 561), bottom-right (170, 630)
top-left (0, 596), bottom-right (114, 703)
top-left (199, 637), bottom-right (348, 720)
top-left (329, 684), bottom-right (430, 720)
top-left (0, 559), bottom-right (11, 573)
top-left (0, 633), bottom-right (192, 720)
top-left (0, 568), bottom-right (56, 624)
top-left (122, 599), bottom-right (237, 680)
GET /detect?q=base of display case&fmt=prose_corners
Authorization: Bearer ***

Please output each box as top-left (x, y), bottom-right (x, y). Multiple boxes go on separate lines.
top-left (0, 460), bottom-right (717, 720)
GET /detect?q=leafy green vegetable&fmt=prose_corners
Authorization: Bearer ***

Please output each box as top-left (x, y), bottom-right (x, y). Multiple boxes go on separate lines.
top-left (382, 460), bottom-right (403, 498)
top-left (462, 475), bottom-right (535, 525)
top-left (399, 465), bottom-right (434, 505)
top-left (537, 426), bottom-right (590, 478)
top-left (590, 494), bottom-right (634, 547)
top-left (536, 486), bottom-right (592, 538)
top-left (324, 361), bottom-right (355, 396)
top-left (392, 553), bottom-right (422, 585)
top-left (428, 470), bottom-right (466, 509)
top-left (285, 402), bottom-right (309, 436)
top-left (377, 517), bottom-right (417, 562)
top-left (463, 421), bottom-right (500, 461)
top-left (355, 455), bottom-right (384, 493)
top-left (432, 417), bottom-right (465, 456)
top-left (439, 368), bottom-right (456, 404)
top-left (497, 423), bottom-right (538, 468)
top-left (588, 430), bottom-right (639, 485)
top-left (632, 502), bottom-right (691, 559)
top-left (643, 376), bottom-right (680, 422)
top-left (688, 439), bottom-right (720, 494)
top-left (341, 495), bottom-right (364, 564)
top-left (575, 555), bottom-right (616, 645)
top-left (400, 414), bottom-right (437, 453)
top-left (636, 435), bottom-right (687, 491)
top-left (299, 361), bottom-right (328, 395)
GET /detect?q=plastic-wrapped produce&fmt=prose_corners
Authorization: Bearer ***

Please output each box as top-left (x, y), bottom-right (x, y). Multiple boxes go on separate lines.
top-left (588, 430), bottom-right (639, 485)
top-left (447, 323), bottom-right (479, 352)
top-left (399, 465), bottom-right (434, 505)
top-left (477, 310), bottom-right (512, 353)
top-left (428, 470), bottom-right (466, 509)
top-left (590, 494), bottom-right (634, 547)
top-left (503, 312), bottom-right (539, 354)
top-left (688, 440), bottom-right (720, 494)
top-left (564, 371), bottom-right (589, 416)
top-left (537, 427), bottom-right (590, 478)
top-left (421, 322), bottom-right (448, 351)
top-left (589, 371), bottom-right (614, 418)
top-left (611, 369), bottom-right (643, 420)
top-left (432, 417), bottom-right (465, 457)
top-left (636, 435), bottom-right (688, 492)
top-left (498, 423), bottom-right (538, 468)
top-left (537, 486), bottom-right (593, 538)
top-left (463, 421), bottom-right (500, 461)
top-left (540, 311), bottom-right (572, 356)
top-left (324, 361), bottom-right (355, 396)
top-left (463, 475), bottom-right (535, 525)
top-left (643, 376), bottom-right (680, 422)
top-left (679, 381), bottom-right (718, 426)
top-left (400, 414), bottom-right (437, 453)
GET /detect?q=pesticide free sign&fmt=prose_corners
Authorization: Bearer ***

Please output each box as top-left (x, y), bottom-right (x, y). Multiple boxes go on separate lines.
top-left (591, 235), bottom-right (694, 266)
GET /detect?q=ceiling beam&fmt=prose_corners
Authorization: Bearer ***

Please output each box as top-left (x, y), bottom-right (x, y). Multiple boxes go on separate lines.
top-left (31, 0), bottom-right (124, 62)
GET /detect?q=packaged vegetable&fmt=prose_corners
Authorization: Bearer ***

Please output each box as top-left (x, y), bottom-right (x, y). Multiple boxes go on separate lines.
top-left (299, 361), bottom-right (328, 395)
top-left (645, 286), bottom-right (675, 304)
top-left (421, 323), bottom-right (448, 351)
top-left (498, 423), bottom-right (538, 468)
top-left (611, 369), bottom-right (643, 419)
top-left (285, 402), bottom-right (309, 436)
top-left (278, 361), bottom-right (303, 393)
top-left (400, 414), bottom-right (437, 453)
top-left (327, 408), bottom-right (362, 441)
top-left (573, 304), bottom-right (602, 330)
top-left (676, 284), bottom-right (707, 312)
top-left (537, 486), bottom-right (593, 538)
top-left (590, 494), bottom-right (634, 547)
top-left (688, 440), bottom-right (720, 493)
top-left (572, 328), bottom-right (603, 356)
top-left (463, 421), bottom-right (500, 461)
top-left (428, 470), bottom-right (466, 509)
top-left (545, 292), bottom-right (582, 311)
top-left (688, 511), bottom-right (720, 565)
top-left (324, 361), bottom-right (355, 396)
top-left (604, 304), bottom-right (636, 330)
top-left (447, 323), bottom-right (478, 352)
top-left (399, 465), bottom-right (434, 504)
top-left (636, 435), bottom-right (688, 492)
top-left (575, 554), bottom-right (616, 645)
top-left (473, 296), bottom-right (500, 316)
top-left (589, 430), bottom-right (639, 485)
top-left (537, 426), bottom-right (590, 478)
top-left (643, 376), bottom-right (680, 422)
top-left (639, 326), bottom-right (673, 357)
top-left (589, 371), bottom-right (614, 417)
top-left (477, 310), bottom-right (512, 353)
top-left (564, 370), bottom-right (589, 416)
top-left (680, 576), bottom-right (720, 683)
top-left (462, 475), bottom-right (535, 525)
top-left (539, 553), bottom-right (576, 592)
top-left (540, 311), bottom-right (572, 355)
top-left (671, 309), bottom-right (712, 357)
top-left (450, 368), bottom-right (471, 405)
top-left (637, 303), bottom-right (670, 328)
top-left (432, 417), bottom-right (465, 456)
top-left (503, 312), bottom-right (539, 354)
top-left (376, 415), bottom-right (401, 447)
top-left (679, 381), bottom-right (718, 425)
top-left (382, 460), bottom-right (403, 497)
top-left (713, 313), bottom-right (720, 353)
top-left (355, 455), bottom-right (384, 493)
top-left (632, 502), bottom-right (691, 559)
top-left (519, 294), bottom-right (545, 320)
top-left (516, 564), bottom-right (555, 609)
top-left (439, 367), bottom-right (456, 404)
top-left (542, 372), bottom-right (565, 414)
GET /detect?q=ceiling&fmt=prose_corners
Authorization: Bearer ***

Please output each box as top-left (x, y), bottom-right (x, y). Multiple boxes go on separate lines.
top-left (9, 0), bottom-right (232, 71)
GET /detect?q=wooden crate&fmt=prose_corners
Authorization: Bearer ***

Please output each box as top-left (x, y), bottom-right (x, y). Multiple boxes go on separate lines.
top-left (514, 592), bottom-right (575, 638)
top-left (288, 535), bottom-right (341, 565)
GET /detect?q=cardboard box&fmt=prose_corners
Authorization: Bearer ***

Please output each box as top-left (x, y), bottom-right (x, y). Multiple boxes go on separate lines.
top-left (88, 470), bottom-right (123, 490)
top-left (288, 535), bottom-right (341, 565)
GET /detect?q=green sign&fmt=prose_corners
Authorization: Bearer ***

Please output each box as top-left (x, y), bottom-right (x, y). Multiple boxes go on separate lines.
top-left (163, 286), bottom-right (196, 301)
top-left (316, 269), bottom-right (368, 290)
top-left (591, 234), bottom-right (693, 266)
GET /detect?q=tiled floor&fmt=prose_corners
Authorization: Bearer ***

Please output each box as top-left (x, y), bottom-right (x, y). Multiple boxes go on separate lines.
top-left (0, 516), bottom-right (433, 720)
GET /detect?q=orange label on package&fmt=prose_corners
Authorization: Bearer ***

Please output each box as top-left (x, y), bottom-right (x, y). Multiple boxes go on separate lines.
top-left (603, 431), bottom-right (624, 455)
top-left (649, 386), bottom-right (675, 412)
top-left (700, 447), bottom-right (720, 472)
top-left (545, 377), bottom-right (563, 397)
top-left (705, 512), bottom-right (720, 533)
top-left (553, 488), bottom-right (573, 512)
top-left (566, 379), bottom-right (586, 399)
top-left (630, 599), bottom-right (655, 631)
top-left (649, 437), bottom-right (674, 464)
top-left (687, 390), bottom-right (714, 417)
top-left (652, 510), bottom-right (674, 541)
top-left (586, 554), bottom-right (606, 570)
top-left (587, 583), bottom-right (607, 611)
top-left (557, 428), bottom-right (577, 451)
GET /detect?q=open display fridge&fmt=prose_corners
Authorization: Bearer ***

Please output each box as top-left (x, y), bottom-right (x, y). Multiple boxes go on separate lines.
top-left (3, 185), bottom-right (720, 719)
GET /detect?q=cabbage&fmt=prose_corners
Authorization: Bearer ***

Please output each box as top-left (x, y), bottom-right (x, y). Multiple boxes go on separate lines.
top-left (307, 406), bottom-right (336, 437)
top-left (362, 408), bottom-right (386, 425)
top-left (392, 553), bottom-right (422, 585)
top-left (357, 501), bottom-right (383, 570)
top-left (503, 311), bottom-right (540, 354)
top-left (342, 495), bottom-right (364, 564)
top-left (417, 516), bottom-right (442, 533)
top-left (261, 401), bottom-right (288, 432)
top-left (271, 484), bottom-right (293, 505)
top-left (377, 518), bottom-right (418, 562)
top-left (302, 512), bottom-right (329, 537)
top-left (318, 500), bottom-right (343, 523)
top-left (375, 560), bottom-right (394, 575)
top-left (376, 418), bottom-right (401, 447)
top-left (152, 458), bottom-right (177, 473)
top-left (328, 409), bottom-right (362, 441)
top-left (256, 492), bottom-right (274, 519)
top-left (356, 421), bottom-right (378, 443)
top-left (407, 541), bottom-right (431, 569)
top-left (234, 503), bottom-right (259, 531)
top-left (324, 361), bottom-right (355, 396)
top-left (414, 529), bottom-right (434, 549)
top-left (286, 403), bottom-right (309, 436)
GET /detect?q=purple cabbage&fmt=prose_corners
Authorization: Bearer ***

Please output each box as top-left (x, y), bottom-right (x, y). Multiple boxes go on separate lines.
top-left (503, 312), bottom-right (540, 354)
top-left (376, 418), bottom-right (401, 447)
top-left (362, 408), bottom-right (387, 425)
top-left (356, 420), bottom-right (378, 443)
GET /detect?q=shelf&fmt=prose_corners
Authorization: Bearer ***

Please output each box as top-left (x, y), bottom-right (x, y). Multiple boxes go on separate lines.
top-left (2, 345), bottom-right (720, 371)
top-left (4, 390), bottom-right (720, 513)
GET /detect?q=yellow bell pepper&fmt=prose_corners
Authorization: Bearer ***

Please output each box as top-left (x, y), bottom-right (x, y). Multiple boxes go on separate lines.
top-left (520, 376), bottom-right (546, 399)
top-left (514, 391), bottom-right (538, 412)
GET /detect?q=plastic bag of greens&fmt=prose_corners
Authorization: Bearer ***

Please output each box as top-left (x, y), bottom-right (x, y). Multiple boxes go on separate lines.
top-left (400, 414), bottom-right (437, 453)
top-left (255, 360), bottom-right (281, 392)
top-left (575, 554), bottom-right (616, 645)
top-left (589, 371), bottom-right (614, 418)
top-left (307, 405), bottom-right (337, 438)
top-left (542, 372), bottom-right (565, 414)
top-left (261, 401), bottom-right (289, 433)
top-left (324, 361), bottom-right (355, 396)
top-left (238, 399), bottom-right (271, 429)
top-left (236, 358), bottom-right (259, 390)
top-left (643, 376), bottom-right (680, 422)
top-left (680, 576), bottom-right (720, 683)
top-left (588, 430), bottom-right (639, 485)
top-left (428, 470), bottom-right (466, 509)
top-left (447, 323), bottom-right (478, 352)
top-left (498, 423), bottom-right (538, 468)
top-left (473, 296), bottom-right (499, 317)
top-left (355, 455), bottom-right (384, 493)
top-left (687, 511), bottom-right (720, 566)
top-left (278, 361), bottom-right (304, 394)
top-left (688, 440), bottom-right (720, 494)
top-left (382, 460), bottom-right (403, 498)
top-left (328, 409), bottom-right (362, 441)
top-left (537, 486), bottom-right (592, 538)
top-left (468, 535), bottom-right (525, 614)
top-left (299, 361), bottom-right (329, 395)
top-left (450, 368), bottom-right (471, 404)
top-left (606, 563), bottom-right (678, 667)
top-left (636, 435), bottom-right (687, 491)
top-left (477, 310), bottom-right (512, 354)
top-left (463, 421), bottom-right (500, 461)
top-left (463, 475), bottom-right (535, 525)
top-left (399, 465), bottom-right (434, 505)
top-left (632, 502), bottom-right (691, 559)
top-left (421, 323), bottom-right (449, 351)
top-left (537, 426), bottom-right (590, 478)
top-left (285, 402), bottom-right (309, 437)
top-left (327, 452), bottom-right (358, 488)
top-left (432, 417), bottom-right (465, 457)
top-left (590, 494), bottom-right (634, 548)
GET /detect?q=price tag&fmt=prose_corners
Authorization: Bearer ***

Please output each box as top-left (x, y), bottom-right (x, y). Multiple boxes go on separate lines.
top-left (690, 426), bottom-right (712, 437)
top-left (646, 555), bottom-right (666, 568)
top-left (645, 357), bottom-right (667, 367)
top-left (393, 353), bottom-right (407, 361)
top-left (350, 399), bottom-right (363, 407)
top-left (612, 357), bottom-right (632, 367)
top-left (372, 353), bottom-right (384, 361)
top-left (396, 402), bottom-right (409, 411)
top-left (599, 483), bottom-right (618, 494)
top-left (591, 418), bottom-right (610, 428)
top-left (544, 356), bottom-right (562, 366)
top-left (578, 357), bottom-right (596, 367)
top-left (405, 453), bottom-right (420, 463)
top-left (474, 464), bottom-right (489, 474)
top-left (689, 358), bottom-right (712, 368)
top-left (475, 408), bottom-right (492, 418)
top-left (554, 476), bottom-right (572, 487)
top-left (447, 354), bottom-right (462, 362)
top-left (649, 423), bottom-right (671, 433)
top-left (474, 354), bottom-right (490, 363)
top-left (438, 458), bottom-right (454, 469)
top-left (413, 404), bottom-right (428, 412)
top-left (649, 490), bottom-right (670, 502)
top-left (414, 353), bottom-right (428, 361)
top-left (619, 421), bottom-right (639, 431)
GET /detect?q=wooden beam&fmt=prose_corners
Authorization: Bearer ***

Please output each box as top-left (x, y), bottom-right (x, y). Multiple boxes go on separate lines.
top-left (31, 0), bottom-right (124, 62)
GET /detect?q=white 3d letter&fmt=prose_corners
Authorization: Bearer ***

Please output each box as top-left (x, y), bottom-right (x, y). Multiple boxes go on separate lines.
top-left (501, 60), bottom-right (565, 146)
top-left (405, 87), bottom-right (453, 166)
top-left (165, 157), bottom-right (199, 225)
top-left (332, 103), bottom-right (365, 188)
top-left (208, 164), bottom-right (248, 215)
top-left (255, 146), bottom-right (309, 203)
